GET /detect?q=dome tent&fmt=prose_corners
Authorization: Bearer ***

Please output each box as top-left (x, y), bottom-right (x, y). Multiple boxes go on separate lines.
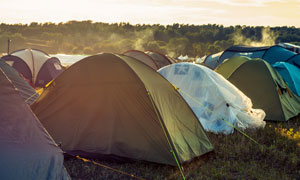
top-left (0, 68), bottom-right (69, 180)
top-left (158, 63), bottom-right (266, 134)
top-left (145, 51), bottom-right (174, 68)
top-left (123, 50), bottom-right (175, 70)
top-left (273, 62), bottom-right (300, 96)
top-left (203, 45), bottom-right (300, 69)
top-left (0, 59), bottom-right (38, 104)
top-left (215, 56), bottom-right (300, 121)
top-left (202, 51), bottom-right (224, 69)
top-left (123, 50), bottom-right (159, 70)
top-left (31, 53), bottom-right (213, 166)
top-left (2, 48), bottom-right (64, 87)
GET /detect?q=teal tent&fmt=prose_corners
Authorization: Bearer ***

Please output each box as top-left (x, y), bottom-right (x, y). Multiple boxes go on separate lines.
top-left (273, 62), bottom-right (300, 96)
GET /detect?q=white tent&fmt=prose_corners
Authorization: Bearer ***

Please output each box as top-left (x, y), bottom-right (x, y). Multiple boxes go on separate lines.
top-left (2, 48), bottom-right (64, 87)
top-left (12, 49), bottom-right (54, 82)
top-left (158, 63), bottom-right (266, 134)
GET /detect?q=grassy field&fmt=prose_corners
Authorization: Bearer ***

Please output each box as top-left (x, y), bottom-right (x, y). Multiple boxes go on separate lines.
top-left (64, 116), bottom-right (300, 180)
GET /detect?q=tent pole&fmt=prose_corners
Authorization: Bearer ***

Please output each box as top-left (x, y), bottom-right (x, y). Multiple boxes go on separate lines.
top-left (7, 38), bottom-right (11, 54)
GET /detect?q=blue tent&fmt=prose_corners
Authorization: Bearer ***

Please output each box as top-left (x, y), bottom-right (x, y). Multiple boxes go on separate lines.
top-left (273, 62), bottom-right (300, 96)
top-left (203, 45), bottom-right (300, 69)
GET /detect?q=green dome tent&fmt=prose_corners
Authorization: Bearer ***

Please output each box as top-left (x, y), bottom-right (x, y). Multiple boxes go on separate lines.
top-left (31, 53), bottom-right (213, 166)
top-left (215, 56), bottom-right (300, 121)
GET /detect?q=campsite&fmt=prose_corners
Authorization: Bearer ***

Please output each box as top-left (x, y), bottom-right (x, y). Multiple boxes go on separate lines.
top-left (1, 1), bottom-right (300, 180)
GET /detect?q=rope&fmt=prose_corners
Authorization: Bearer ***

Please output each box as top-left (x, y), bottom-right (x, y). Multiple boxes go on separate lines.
top-left (146, 90), bottom-right (186, 180)
top-left (25, 91), bottom-right (39, 103)
top-left (175, 85), bottom-right (262, 147)
top-left (73, 154), bottom-right (147, 180)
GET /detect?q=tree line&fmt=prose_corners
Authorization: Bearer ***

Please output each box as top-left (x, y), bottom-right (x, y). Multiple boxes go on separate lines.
top-left (1, 20), bottom-right (300, 57)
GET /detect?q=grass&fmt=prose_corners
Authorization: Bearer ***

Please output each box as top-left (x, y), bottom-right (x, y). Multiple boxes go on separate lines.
top-left (64, 116), bottom-right (300, 180)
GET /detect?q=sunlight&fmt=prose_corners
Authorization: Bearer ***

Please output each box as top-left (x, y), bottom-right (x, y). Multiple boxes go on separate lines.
top-left (0, 0), bottom-right (299, 26)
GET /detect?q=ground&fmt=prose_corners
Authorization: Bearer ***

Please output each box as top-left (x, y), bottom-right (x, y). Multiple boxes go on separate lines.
top-left (64, 116), bottom-right (300, 180)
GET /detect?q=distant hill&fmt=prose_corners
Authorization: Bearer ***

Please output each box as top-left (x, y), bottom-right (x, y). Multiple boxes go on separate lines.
top-left (1, 21), bottom-right (300, 57)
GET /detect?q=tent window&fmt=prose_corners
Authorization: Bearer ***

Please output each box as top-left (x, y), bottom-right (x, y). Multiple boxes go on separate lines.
top-left (54, 63), bottom-right (62, 70)
top-left (6, 61), bottom-right (14, 66)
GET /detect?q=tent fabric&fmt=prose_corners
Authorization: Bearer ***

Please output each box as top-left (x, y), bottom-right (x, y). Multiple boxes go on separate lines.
top-left (286, 54), bottom-right (300, 68)
top-left (215, 56), bottom-right (300, 121)
top-left (123, 50), bottom-right (159, 70)
top-left (165, 55), bottom-right (177, 64)
top-left (2, 48), bottom-right (64, 87)
top-left (0, 69), bottom-right (69, 180)
top-left (36, 57), bottom-right (63, 86)
top-left (145, 51), bottom-right (173, 68)
top-left (262, 46), bottom-right (296, 64)
top-left (273, 62), bottom-right (300, 96)
top-left (0, 59), bottom-right (38, 105)
top-left (203, 51), bottom-right (223, 69)
top-left (158, 63), bottom-right (266, 135)
top-left (203, 45), bottom-right (300, 69)
top-left (195, 62), bottom-right (213, 70)
top-left (31, 53), bottom-right (213, 166)
top-left (2, 55), bottom-right (33, 84)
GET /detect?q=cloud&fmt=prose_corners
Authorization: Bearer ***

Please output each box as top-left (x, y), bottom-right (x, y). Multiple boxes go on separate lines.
top-left (0, 0), bottom-right (300, 26)
top-left (173, 0), bottom-right (286, 7)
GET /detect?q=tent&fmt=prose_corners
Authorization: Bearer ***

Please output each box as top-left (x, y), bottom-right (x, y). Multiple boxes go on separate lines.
top-left (202, 51), bottom-right (224, 69)
top-left (31, 53), bottom-right (213, 166)
top-left (0, 68), bottom-right (69, 180)
top-left (123, 50), bottom-right (175, 70)
top-left (273, 62), bottom-right (300, 96)
top-left (2, 48), bottom-right (64, 87)
top-left (203, 45), bottom-right (300, 69)
top-left (145, 51), bottom-right (174, 68)
top-left (0, 59), bottom-right (38, 104)
top-left (123, 50), bottom-right (159, 70)
top-left (215, 56), bottom-right (300, 121)
top-left (158, 63), bottom-right (266, 134)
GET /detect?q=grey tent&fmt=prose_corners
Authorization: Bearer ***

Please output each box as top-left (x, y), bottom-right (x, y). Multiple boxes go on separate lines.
top-left (123, 50), bottom-right (159, 70)
top-left (145, 51), bottom-right (174, 68)
top-left (0, 69), bottom-right (69, 180)
top-left (0, 59), bottom-right (38, 104)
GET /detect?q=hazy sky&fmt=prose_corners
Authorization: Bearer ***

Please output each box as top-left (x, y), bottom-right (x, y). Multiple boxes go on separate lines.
top-left (1, 0), bottom-right (300, 26)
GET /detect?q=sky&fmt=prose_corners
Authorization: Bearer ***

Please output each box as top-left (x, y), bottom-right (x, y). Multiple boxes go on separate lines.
top-left (1, 0), bottom-right (300, 27)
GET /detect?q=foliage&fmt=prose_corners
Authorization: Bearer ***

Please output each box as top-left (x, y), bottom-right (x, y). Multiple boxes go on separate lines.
top-left (1, 21), bottom-right (300, 57)
top-left (64, 117), bottom-right (300, 180)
